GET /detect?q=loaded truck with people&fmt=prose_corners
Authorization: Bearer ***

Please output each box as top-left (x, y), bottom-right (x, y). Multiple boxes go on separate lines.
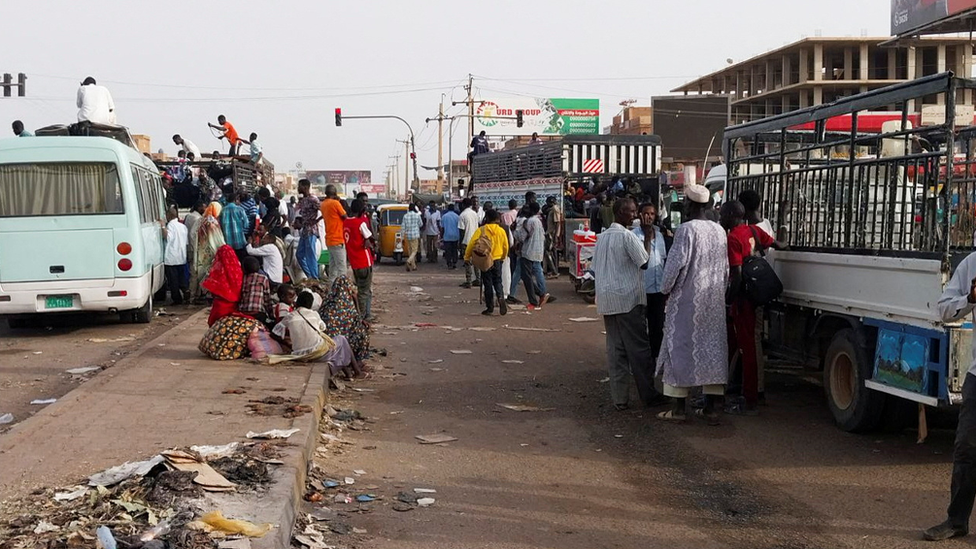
top-left (724, 72), bottom-right (975, 432)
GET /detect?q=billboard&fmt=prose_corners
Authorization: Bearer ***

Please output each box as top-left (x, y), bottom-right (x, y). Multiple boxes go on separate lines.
top-left (473, 98), bottom-right (599, 137)
top-left (304, 170), bottom-right (376, 197)
top-left (892, 0), bottom-right (976, 35)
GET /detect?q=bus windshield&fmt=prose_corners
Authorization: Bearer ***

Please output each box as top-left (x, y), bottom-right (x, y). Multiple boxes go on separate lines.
top-left (0, 162), bottom-right (124, 217)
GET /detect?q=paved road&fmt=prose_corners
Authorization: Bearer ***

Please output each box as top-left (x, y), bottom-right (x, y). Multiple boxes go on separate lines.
top-left (314, 261), bottom-right (964, 549)
top-left (0, 304), bottom-right (202, 430)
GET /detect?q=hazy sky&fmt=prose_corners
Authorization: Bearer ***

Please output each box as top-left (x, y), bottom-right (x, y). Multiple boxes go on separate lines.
top-left (1, 0), bottom-right (893, 193)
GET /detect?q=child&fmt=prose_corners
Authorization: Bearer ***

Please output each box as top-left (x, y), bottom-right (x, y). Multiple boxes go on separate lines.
top-left (274, 284), bottom-right (296, 323)
top-left (239, 256), bottom-right (273, 324)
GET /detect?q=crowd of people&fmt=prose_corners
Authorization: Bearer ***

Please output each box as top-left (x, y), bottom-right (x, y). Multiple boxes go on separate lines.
top-left (395, 192), bottom-right (565, 316)
top-left (157, 173), bottom-right (377, 382)
top-left (592, 183), bottom-right (786, 422)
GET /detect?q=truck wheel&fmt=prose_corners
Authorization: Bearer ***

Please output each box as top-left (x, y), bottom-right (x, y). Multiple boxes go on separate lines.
top-left (823, 328), bottom-right (884, 432)
top-left (394, 252), bottom-right (403, 266)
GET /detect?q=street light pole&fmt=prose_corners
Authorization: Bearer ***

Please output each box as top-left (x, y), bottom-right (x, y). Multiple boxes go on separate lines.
top-left (341, 114), bottom-right (420, 191)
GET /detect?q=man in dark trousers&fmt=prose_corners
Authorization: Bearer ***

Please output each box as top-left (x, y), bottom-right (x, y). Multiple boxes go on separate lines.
top-left (926, 251), bottom-right (976, 540)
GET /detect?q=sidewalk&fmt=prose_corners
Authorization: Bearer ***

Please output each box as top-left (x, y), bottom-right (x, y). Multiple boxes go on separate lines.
top-left (0, 309), bottom-right (329, 548)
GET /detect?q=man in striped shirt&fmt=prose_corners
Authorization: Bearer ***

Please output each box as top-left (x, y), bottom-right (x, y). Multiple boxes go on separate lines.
top-left (592, 197), bottom-right (665, 410)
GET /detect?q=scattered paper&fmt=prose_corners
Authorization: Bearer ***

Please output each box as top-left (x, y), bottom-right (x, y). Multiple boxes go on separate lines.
top-left (189, 442), bottom-right (239, 460)
top-left (450, 350), bottom-right (472, 355)
top-left (246, 428), bottom-right (300, 439)
top-left (414, 488), bottom-right (437, 494)
top-left (416, 434), bottom-right (458, 444)
top-left (527, 350), bottom-right (542, 354)
top-left (0, 413), bottom-right (13, 425)
top-left (497, 403), bottom-right (555, 412)
top-left (32, 351), bottom-right (42, 355)
top-left (344, 477), bottom-right (355, 485)
top-left (89, 455), bottom-right (165, 486)
top-left (33, 521), bottom-right (59, 534)
top-left (468, 327), bottom-right (496, 332)
top-left (569, 317), bottom-right (599, 322)
top-left (65, 367), bottom-right (100, 375)
top-left (598, 377), bottom-right (610, 383)
top-left (86, 336), bottom-right (135, 343)
top-left (501, 360), bottom-right (524, 365)
top-left (53, 486), bottom-right (87, 502)
top-left (162, 450), bottom-right (236, 492)
top-left (429, 368), bottom-right (444, 372)
top-left (353, 469), bottom-right (367, 475)
top-left (30, 398), bottom-right (56, 405)
top-left (409, 286), bottom-right (424, 292)
top-left (417, 497), bottom-right (436, 507)
top-left (428, 359), bottom-right (444, 364)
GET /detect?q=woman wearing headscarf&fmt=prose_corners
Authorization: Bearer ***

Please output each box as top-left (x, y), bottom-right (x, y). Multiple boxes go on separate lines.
top-left (319, 276), bottom-right (370, 363)
top-left (194, 202), bottom-right (226, 302)
top-left (202, 245), bottom-right (243, 326)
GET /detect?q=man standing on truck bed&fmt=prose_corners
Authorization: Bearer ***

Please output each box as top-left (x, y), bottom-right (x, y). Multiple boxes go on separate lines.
top-left (209, 115), bottom-right (243, 156)
top-left (925, 253), bottom-right (976, 541)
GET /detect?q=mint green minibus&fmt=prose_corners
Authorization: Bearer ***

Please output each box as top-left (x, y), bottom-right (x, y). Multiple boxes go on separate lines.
top-left (0, 135), bottom-right (166, 326)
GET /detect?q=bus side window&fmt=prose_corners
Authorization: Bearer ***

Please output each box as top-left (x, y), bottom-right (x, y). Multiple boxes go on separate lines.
top-left (131, 166), bottom-right (148, 224)
top-left (141, 169), bottom-right (159, 222)
top-left (153, 174), bottom-right (165, 219)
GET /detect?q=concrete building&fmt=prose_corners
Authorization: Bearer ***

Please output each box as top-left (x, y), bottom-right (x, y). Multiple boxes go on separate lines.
top-left (673, 36), bottom-right (974, 124)
top-left (608, 106), bottom-right (653, 135)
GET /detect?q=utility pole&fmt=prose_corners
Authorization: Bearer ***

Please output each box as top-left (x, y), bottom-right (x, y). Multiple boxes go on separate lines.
top-left (388, 154), bottom-right (400, 198)
top-left (396, 139), bottom-right (410, 194)
top-left (467, 74), bottom-right (474, 151)
top-left (437, 97), bottom-right (445, 194)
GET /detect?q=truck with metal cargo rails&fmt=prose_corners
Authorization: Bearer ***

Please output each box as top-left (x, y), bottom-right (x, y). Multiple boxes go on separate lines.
top-left (724, 72), bottom-right (976, 432)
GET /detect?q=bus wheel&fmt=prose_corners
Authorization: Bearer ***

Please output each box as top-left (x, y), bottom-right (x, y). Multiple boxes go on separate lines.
top-left (124, 295), bottom-right (153, 324)
top-left (823, 328), bottom-right (884, 432)
top-left (4, 316), bottom-right (27, 329)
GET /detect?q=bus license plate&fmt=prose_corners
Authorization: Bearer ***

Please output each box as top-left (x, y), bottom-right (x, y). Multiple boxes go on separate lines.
top-left (45, 295), bottom-right (73, 309)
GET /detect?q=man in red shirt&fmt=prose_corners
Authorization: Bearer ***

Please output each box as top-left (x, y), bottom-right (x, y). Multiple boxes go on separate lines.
top-left (343, 199), bottom-right (376, 320)
top-left (720, 200), bottom-right (787, 415)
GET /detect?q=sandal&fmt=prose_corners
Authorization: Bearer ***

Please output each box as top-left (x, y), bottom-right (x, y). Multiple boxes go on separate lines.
top-left (657, 410), bottom-right (687, 422)
top-left (695, 408), bottom-right (721, 426)
top-left (353, 371), bottom-right (372, 381)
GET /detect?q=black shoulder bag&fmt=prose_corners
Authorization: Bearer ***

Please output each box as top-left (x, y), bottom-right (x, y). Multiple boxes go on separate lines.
top-left (741, 226), bottom-right (783, 306)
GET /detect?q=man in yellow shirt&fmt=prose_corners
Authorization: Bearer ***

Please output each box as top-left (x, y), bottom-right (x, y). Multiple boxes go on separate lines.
top-left (464, 209), bottom-right (510, 316)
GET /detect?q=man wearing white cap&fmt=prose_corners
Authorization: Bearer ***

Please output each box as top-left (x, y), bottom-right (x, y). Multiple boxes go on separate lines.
top-left (656, 184), bottom-right (730, 425)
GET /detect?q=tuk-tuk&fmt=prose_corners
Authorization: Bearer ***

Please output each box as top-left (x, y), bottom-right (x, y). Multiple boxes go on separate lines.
top-left (376, 204), bottom-right (409, 265)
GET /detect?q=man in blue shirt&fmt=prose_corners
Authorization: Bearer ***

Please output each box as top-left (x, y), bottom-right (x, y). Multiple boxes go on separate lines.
top-left (220, 191), bottom-right (251, 263)
top-left (632, 201), bottom-right (667, 361)
top-left (440, 203), bottom-right (461, 270)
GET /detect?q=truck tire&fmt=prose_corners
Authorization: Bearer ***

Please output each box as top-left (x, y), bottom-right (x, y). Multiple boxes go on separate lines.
top-left (823, 328), bottom-right (884, 432)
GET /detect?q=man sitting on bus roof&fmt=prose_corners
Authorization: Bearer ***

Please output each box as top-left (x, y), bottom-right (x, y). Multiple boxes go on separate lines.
top-left (11, 120), bottom-right (32, 137)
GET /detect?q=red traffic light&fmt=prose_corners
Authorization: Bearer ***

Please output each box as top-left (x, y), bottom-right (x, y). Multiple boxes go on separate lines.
top-left (335, 108), bottom-right (342, 127)
top-left (409, 152), bottom-right (416, 160)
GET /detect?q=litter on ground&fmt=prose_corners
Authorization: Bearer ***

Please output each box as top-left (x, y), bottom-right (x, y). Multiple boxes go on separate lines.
top-left (569, 317), bottom-right (599, 322)
top-left (88, 455), bottom-right (166, 486)
top-left (497, 403), bottom-right (555, 412)
top-left (501, 360), bottom-right (525, 364)
top-left (245, 428), bottom-right (300, 439)
top-left (65, 366), bottom-right (100, 375)
top-left (193, 510), bottom-right (272, 537)
top-left (415, 434), bottom-right (459, 444)
top-left (504, 325), bottom-right (561, 332)
top-left (86, 336), bottom-right (135, 343)
top-left (30, 398), bottom-right (57, 405)
top-left (450, 350), bottom-right (472, 355)
top-left (0, 413), bottom-right (13, 425)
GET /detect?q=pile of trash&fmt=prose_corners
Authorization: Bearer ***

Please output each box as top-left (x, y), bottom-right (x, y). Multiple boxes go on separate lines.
top-left (0, 441), bottom-right (286, 549)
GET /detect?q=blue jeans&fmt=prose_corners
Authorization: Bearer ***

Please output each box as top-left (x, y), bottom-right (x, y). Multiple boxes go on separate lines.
top-left (509, 255), bottom-right (522, 297)
top-left (527, 258), bottom-right (547, 296)
top-left (297, 234), bottom-right (320, 279)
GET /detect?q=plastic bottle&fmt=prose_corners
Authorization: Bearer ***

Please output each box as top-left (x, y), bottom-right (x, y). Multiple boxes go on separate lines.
top-left (96, 526), bottom-right (117, 549)
top-left (140, 521), bottom-right (171, 542)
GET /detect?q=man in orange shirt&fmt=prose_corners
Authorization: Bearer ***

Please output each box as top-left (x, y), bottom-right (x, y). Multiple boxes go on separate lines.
top-left (208, 115), bottom-right (243, 156)
top-left (319, 184), bottom-right (348, 285)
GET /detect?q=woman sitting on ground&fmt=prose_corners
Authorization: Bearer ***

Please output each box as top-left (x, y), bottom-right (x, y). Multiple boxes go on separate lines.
top-left (202, 245), bottom-right (242, 326)
top-left (269, 291), bottom-right (368, 379)
top-left (320, 276), bottom-right (371, 364)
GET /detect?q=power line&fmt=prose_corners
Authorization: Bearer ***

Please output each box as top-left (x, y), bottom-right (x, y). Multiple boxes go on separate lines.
top-left (25, 85), bottom-right (455, 103)
top-left (475, 74), bottom-right (698, 83)
top-left (30, 73), bottom-right (463, 93)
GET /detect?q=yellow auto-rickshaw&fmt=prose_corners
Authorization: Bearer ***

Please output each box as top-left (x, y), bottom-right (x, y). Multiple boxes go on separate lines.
top-left (376, 204), bottom-right (409, 265)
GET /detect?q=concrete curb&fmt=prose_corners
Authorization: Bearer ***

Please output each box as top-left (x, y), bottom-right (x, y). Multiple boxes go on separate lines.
top-left (252, 362), bottom-right (329, 549)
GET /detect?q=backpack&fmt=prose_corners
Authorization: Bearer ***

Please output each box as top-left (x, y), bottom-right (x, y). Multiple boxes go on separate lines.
top-left (741, 226), bottom-right (783, 306)
top-left (470, 229), bottom-right (495, 272)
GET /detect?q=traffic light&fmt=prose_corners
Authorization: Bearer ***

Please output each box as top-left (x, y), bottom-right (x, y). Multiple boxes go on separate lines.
top-left (17, 73), bottom-right (25, 97)
top-left (2, 74), bottom-right (10, 98)
top-left (409, 152), bottom-right (416, 160)
top-left (335, 108), bottom-right (342, 127)
top-left (516, 109), bottom-right (524, 128)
